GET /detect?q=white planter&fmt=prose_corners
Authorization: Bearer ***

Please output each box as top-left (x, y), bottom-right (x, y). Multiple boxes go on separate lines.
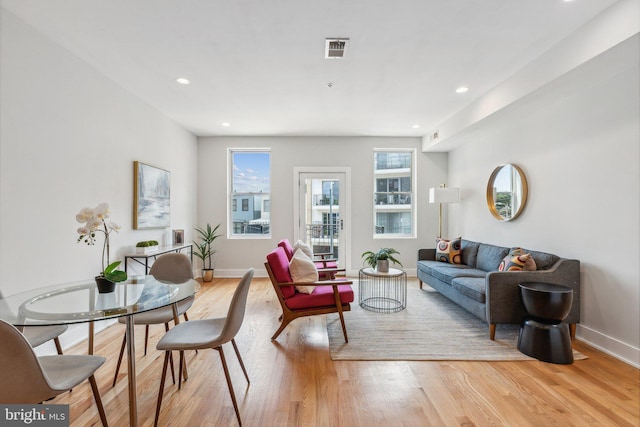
top-left (136, 245), bottom-right (159, 254)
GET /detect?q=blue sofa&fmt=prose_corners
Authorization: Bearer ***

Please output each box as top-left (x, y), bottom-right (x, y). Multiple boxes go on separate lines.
top-left (417, 239), bottom-right (580, 340)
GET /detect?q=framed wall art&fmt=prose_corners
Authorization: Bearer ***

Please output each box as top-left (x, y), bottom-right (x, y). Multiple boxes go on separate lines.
top-left (133, 161), bottom-right (170, 229)
top-left (172, 229), bottom-right (184, 245)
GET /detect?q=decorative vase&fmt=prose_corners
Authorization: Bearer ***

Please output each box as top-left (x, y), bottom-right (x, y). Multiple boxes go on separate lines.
top-left (201, 269), bottom-right (214, 282)
top-left (95, 276), bottom-right (116, 293)
top-left (376, 260), bottom-right (389, 273)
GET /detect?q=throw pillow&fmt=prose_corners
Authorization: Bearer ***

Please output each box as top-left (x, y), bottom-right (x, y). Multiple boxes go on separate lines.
top-left (499, 248), bottom-right (537, 271)
top-left (294, 240), bottom-right (314, 259)
top-left (436, 237), bottom-right (462, 264)
top-left (289, 249), bottom-right (318, 294)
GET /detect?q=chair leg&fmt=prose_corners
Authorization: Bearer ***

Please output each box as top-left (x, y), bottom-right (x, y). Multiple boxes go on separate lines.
top-left (489, 323), bottom-right (496, 340)
top-left (332, 286), bottom-right (348, 343)
top-left (54, 337), bottom-right (63, 355)
top-left (112, 334), bottom-right (127, 387)
top-left (218, 346), bottom-right (242, 426)
top-left (164, 323), bottom-right (176, 385)
top-left (271, 314), bottom-right (292, 340)
top-left (178, 351), bottom-right (184, 390)
top-left (231, 339), bottom-right (250, 384)
top-left (154, 352), bottom-right (170, 427)
top-left (144, 325), bottom-right (150, 356)
top-left (88, 375), bottom-right (108, 427)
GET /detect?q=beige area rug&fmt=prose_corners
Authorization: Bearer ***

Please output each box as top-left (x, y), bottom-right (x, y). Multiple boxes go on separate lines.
top-left (327, 284), bottom-right (586, 361)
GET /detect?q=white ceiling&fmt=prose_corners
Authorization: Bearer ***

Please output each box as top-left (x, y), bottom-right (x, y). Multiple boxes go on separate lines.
top-left (1, 0), bottom-right (619, 137)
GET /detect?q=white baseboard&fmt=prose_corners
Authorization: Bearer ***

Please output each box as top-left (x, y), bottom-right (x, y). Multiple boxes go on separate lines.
top-left (577, 324), bottom-right (640, 368)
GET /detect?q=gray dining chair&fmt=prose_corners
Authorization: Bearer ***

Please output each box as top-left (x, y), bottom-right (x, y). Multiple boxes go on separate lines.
top-left (0, 320), bottom-right (108, 426)
top-left (0, 291), bottom-right (67, 354)
top-left (154, 268), bottom-right (254, 427)
top-left (112, 253), bottom-right (194, 386)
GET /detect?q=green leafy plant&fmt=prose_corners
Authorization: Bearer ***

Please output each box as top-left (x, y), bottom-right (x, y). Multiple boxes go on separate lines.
top-left (136, 240), bottom-right (159, 247)
top-left (361, 248), bottom-right (403, 269)
top-left (76, 202), bottom-right (127, 283)
top-left (193, 223), bottom-right (221, 270)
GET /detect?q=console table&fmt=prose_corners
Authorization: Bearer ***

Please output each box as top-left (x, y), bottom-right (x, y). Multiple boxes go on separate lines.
top-left (358, 267), bottom-right (407, 313)
top-left (124, 243), bottom-right (193, 274)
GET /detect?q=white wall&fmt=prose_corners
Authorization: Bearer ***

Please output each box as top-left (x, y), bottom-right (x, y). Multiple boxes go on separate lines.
top-left (0, 10), bottom-right (198, 351)
top-left (447, 35), bottom-right (639, 366)
top-left (197, 136), bottom-right (448, 277)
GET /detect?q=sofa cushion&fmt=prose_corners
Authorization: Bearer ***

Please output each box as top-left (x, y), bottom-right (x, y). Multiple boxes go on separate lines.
top-left (476, 243), bottom-right (509, 272)
top-left (277, 239), bottom-right (295, 260)
top-left (294, 240), bottom-right (314, 258)
top-left (499, 248), bottom-right (537, 272)
top-left (516, 248), bottom-right (559, 270)
top-left (451, 277), bottom-right (486, 303)
top-left (461, 239), bottom-right (480, 268)
top-left (284, 284), bottom-right (354, 310)
top-left (436, 237), bottom-right (462, 264)
top-left (430, 264), bottom-right (487, 285)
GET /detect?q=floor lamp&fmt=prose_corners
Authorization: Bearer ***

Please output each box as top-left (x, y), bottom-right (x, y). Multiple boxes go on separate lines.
top-left (428, 185), bottom-right (460, 238)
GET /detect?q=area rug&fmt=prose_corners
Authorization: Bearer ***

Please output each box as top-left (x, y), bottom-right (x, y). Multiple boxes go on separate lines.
top-left (327, 283), bottom-right (586, 361)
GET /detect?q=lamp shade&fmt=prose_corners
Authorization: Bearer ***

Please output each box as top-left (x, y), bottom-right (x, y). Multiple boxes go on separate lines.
top-left (429, 187), bottom-right (460, 204)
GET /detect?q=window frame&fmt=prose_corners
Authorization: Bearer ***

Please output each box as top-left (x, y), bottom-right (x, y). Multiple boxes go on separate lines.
top-left (228, 148), bottom-right (272, 239)
top-left (372, 148), bottom-right (416, 239)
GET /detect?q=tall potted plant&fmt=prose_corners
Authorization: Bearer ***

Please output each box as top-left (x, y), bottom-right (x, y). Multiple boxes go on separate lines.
top-left (361, 248), bottom-right (403, 273)
top-left (193, 223), bottom-right (221, 282)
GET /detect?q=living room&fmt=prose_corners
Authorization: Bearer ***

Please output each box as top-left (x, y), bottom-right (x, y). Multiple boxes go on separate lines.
top-left (0, 0), bottom-right (638, 425)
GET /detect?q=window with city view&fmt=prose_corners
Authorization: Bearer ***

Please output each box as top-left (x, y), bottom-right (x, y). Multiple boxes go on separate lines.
top-left (230, 150), bottom-right (271, 237)
top-left (373, 150), bottom-right (415, 237)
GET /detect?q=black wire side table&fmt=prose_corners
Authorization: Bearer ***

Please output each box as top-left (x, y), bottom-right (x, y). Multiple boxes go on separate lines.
top-left (359, 267), bottom-right (407, 313)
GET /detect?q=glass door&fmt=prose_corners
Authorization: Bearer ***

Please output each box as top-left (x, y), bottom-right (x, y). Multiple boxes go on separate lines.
top-left (296, 169), bottom-right (349, 269)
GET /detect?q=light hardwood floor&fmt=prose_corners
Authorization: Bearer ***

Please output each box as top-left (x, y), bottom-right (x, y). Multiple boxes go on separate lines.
top-left (55, 277), bottom-right (639, 426)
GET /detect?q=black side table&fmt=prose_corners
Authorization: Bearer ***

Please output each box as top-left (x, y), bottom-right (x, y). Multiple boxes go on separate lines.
top-left (517, 282), bottom-right (574, 364)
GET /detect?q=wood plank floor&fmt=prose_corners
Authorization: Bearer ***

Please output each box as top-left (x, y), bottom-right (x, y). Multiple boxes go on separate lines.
top-left (55, 277), bottom-right (639, 426)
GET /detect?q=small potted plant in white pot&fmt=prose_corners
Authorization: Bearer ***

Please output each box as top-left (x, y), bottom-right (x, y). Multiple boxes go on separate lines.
top-left (193, 223), bottom-right (221, 282)
top-left (135, 240), bottom-right (159, 254)
top-left (361, 248), bottom-right (403, 273)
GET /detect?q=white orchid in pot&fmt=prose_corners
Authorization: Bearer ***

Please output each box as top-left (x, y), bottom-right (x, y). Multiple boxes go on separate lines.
top-left (76, 202), bottom-right (127, 292)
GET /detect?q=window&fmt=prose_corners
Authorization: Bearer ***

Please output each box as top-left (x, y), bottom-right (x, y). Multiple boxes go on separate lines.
top-left (373, 149), bottom-right (415, 237)
top-left (230, 150), bottom-right (271, 237)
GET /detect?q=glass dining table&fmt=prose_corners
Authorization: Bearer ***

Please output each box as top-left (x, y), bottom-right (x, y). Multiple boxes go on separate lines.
top-left (0, 275), bottom-right (200, 427)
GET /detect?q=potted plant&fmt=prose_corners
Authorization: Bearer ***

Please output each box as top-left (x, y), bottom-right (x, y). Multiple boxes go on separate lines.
top-left (135, 240), bottom-right (159, 254)
top-left (361, 248), bottom-right (403, 273)
top-left (193, 223), bottom-right (221, 282)
top-left (76, 202), bottom-right (127, 292)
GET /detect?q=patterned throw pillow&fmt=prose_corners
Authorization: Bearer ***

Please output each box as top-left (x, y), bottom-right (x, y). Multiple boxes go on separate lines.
top-left (499, 248), bottom-right (537, 271)
top-left (436, 237), bottom-right (462, 264)
top-left (289, 249), bottom-right (318, 294)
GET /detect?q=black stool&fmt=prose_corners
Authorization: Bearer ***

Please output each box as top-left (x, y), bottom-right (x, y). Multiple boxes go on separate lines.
top-left (518, 282), bottom-right (574, 364)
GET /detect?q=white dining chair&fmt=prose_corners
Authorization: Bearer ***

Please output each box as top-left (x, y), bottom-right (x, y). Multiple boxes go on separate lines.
top-left (154, 269), bottom-right (254, 427)
top-left (0, 320), bottom-right (108, 426)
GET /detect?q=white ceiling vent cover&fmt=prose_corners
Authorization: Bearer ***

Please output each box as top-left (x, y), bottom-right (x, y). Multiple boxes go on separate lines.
top-left (325, 38), bottom-right (349, 59)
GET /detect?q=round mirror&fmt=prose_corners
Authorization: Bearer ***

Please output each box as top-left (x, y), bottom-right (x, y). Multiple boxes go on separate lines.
top-left (486, 164), bottom-right (528, 221)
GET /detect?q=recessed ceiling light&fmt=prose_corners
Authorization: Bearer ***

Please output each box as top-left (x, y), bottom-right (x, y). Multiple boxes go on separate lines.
top-left (412, 124), bottom-right (421, 129)
top-left (455, 86), bottom-right (469, 94)
top-left (176, 78), bottom-right (190, 85)
top-left (221, 122), bottom-right (231, 127)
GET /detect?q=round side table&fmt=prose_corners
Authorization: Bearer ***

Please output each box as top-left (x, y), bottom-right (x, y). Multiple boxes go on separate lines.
top-left (517, 282), bottom-right (574, 364)
top-left (358, 268), bottom-right (407, 313)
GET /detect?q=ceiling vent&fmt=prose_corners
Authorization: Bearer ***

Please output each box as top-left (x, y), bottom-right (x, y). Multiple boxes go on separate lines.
top-left (325, 38), bottom-right (349, 59)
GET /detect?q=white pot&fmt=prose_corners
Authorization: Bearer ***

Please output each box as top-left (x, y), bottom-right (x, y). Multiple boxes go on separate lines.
top-left (136, 245), bottom-right (159, 254)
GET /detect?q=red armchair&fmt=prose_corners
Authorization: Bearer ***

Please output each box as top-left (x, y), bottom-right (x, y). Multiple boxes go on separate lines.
top-left (277, 238), bottom-right (343, 279)
top-left (265, 246), bottom-right (354, 342)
